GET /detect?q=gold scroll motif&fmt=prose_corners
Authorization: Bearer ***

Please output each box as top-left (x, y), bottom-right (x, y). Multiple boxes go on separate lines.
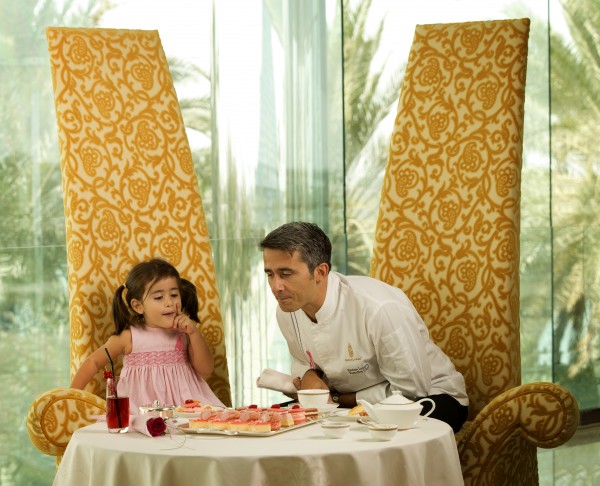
top-left (46, 27), bottom-right (231, 406)
top-left (371, 19), bottom-right (530, 419)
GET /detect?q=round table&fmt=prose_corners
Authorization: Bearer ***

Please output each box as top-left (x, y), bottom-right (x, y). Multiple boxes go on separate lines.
top-left (53, 416), bottom-right (464, 486)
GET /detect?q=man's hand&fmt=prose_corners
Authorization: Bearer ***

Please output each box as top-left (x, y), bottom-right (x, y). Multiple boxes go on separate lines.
top-left (292, 376), bottom-right (302, 390)
top-left (299, 369), bottom-right (329, 390)
top-left (329, 389), bottom-right (357, 408)
top-left (284, 369), bottom-right (329, 401)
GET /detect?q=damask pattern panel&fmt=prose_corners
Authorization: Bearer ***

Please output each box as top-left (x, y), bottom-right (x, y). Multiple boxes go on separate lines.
top-left (46, 27), bottom-right (231, 406)
top-left (370, 18), bottom-right (530, 419)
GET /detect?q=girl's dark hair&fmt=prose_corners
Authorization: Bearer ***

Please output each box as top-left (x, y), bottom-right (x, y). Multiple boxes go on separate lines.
top-left (112, 258), bottom-right (181, 334)
top-left (259, 222), bottom-right (332, 273)
top-left (180, 278), bottom-right (201, 323)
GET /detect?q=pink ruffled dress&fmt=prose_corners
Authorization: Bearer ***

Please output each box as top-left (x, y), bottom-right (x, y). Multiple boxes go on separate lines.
top-left (118, 326), bottom-right (224, 413)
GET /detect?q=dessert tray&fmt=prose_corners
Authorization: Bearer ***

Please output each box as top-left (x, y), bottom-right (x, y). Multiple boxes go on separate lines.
top-left (173, 406), bottom-right (225, 419)
top-left (174, 410), bottom-right (208, 419)
top-left (176, 419), bottom-right (318, 437)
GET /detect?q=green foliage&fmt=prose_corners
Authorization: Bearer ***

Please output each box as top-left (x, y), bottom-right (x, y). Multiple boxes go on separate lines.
top-left (0, 1), bottom-right (111, 484)
top-left (342, 0), bottom-right (403, 275)
top-left (549, 0), bottom-right (600, 385)
top-left (518, 0), bottom-right (600, 404)
top-left (170, 57), bottom-right (212, 134)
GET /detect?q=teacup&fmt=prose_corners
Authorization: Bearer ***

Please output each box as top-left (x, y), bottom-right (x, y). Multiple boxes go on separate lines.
top-left (368, 423), bottom-right (398, 441)
top-left (321, 421), bottom-right (350, 439)
top-left (297, 389), bottom-right (330, 408)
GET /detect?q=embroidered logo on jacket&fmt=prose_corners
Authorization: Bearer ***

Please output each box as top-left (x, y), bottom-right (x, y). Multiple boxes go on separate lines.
top-left (344, 343), bottom-right (362, 362)
top-left (344, 343), bottom-right (367, 374)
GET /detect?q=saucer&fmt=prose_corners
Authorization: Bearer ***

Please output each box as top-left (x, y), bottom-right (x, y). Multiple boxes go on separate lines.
top-left (327, 409), bottom-right (362, 422)
top-left (317, 404), bottom-right (340, 413)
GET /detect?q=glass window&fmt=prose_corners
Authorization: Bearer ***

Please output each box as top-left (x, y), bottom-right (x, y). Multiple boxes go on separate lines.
top-left (2, 0), bottom-right (599, 483)
top-left (209, 0), bottom-right (345, 405)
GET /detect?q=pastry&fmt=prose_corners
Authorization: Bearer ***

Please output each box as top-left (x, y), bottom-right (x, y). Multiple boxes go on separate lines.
top-left (288, 404), bottom-right (306, 424)
top-left (348, 404), bottom-right (368, 416)
top-left (304, 407), bottom-right (319, 421)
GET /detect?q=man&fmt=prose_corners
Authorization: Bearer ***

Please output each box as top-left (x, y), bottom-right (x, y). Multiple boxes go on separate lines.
top-left (260, 221), bottom-right (469, 432)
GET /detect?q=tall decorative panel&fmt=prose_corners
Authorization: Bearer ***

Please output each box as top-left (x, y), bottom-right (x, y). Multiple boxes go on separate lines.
top-left (28, 27), bottom-right (231, 464)
top-left (370, 19), bottom-right (578, 485)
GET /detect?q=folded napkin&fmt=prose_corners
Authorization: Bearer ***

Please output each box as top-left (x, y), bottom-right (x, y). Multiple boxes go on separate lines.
top-left (131, 415), bottom-right (167, 437)
top-left (256, 368), bottom-right (297, 395)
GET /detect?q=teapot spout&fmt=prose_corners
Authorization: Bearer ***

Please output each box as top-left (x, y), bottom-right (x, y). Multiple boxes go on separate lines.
top-left (356, 399), bottom-right (377, 421)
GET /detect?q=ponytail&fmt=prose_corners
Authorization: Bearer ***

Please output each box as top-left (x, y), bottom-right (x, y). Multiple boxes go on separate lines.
top-left (112, 285), bottom-right (133, 335)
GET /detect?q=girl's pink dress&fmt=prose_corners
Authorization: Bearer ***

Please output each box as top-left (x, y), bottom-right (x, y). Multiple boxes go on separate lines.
top-left (118, 326), bottom-right (224, 413)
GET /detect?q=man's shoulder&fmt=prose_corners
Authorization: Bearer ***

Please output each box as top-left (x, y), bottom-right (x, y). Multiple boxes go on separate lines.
top-left (334, 272), bottom-right (393, 292)
top-left (334, 272), bottom-right (406, 303)
top-left (331, 271), bottom-right (370, 285)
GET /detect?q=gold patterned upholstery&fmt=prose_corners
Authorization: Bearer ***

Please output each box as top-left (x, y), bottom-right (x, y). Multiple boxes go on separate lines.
top-left (27, 27), bottom-right (231, 465)
top-left (370, 19), bottom-right (579, 485)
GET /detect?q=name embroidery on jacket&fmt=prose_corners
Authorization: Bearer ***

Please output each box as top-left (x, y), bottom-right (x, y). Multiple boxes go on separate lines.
top-left (347, 363), bottom-right (369, 374)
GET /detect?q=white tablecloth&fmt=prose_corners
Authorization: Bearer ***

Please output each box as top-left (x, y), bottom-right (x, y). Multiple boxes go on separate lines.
top-left (53, 417), bottom-right (464, 486)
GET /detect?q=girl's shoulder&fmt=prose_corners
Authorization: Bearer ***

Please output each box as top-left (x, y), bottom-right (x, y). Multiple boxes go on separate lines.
top-left (110, 328), bottom-right (133, 355)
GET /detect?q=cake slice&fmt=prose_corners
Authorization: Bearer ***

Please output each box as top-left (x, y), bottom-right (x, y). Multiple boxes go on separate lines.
top-left (279, 411), bottom-right (295, 428)
top-left (248, 420), bottom-right (271, 433)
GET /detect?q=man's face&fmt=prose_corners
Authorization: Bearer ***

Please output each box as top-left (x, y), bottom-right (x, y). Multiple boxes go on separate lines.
top-left (263, 248), bottom-right (324, 317)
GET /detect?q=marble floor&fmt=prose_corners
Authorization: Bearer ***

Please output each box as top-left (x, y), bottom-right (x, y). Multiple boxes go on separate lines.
top-left (538, 423), bottom-right (600, 485)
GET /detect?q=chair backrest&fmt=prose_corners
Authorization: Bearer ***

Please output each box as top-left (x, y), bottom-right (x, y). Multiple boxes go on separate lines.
top-left (370, 19), bottom-right (530, 418)
top-left (47, 27), bottom-right (231, 406)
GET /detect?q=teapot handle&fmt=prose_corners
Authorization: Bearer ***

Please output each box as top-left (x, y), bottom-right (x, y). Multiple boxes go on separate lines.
top-left (417, 398), bottom-right (436, 417)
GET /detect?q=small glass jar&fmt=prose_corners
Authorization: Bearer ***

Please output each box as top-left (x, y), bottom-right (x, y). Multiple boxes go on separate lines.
top-left (139, 400), bottom-right (175, 418)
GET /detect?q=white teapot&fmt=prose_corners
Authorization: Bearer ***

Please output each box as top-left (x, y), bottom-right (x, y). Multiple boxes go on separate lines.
top-left (357, 391), bottom-right (435, 429)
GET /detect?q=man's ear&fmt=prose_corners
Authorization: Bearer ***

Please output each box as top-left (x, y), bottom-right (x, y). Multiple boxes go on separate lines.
top-left (130, 299), bottom-right (144, 314)
top-left (314, 262), bottom-right (329, 282)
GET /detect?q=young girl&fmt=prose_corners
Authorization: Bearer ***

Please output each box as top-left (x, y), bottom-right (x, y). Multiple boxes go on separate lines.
top-left (70, 258), bottom-right (225, 412)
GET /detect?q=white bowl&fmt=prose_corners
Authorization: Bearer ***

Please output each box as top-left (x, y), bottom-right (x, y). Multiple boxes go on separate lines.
top-left (368, 423), bottom-right (398, 441)
top-left (297, 389), bottom-right (330, 408)
top-left (320, 421), bottom-right (350, 439)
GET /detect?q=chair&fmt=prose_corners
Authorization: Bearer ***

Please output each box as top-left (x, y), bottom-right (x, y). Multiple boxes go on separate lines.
top-left (369, 19), bottom-right (579, 485)
top-left (27, 27), bottom-right (231, 466)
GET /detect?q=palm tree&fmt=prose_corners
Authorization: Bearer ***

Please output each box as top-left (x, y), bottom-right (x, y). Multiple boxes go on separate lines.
top-left (547, 0), bottom-right (600, 407)
top-left (518, 0), bottom-right (600, 408)
top-left (341, 0), bottom-right (403, 275)
top-left (168, 58), bottom-right (214, 219)
top-left (0, 2), bottom-right (117, 483)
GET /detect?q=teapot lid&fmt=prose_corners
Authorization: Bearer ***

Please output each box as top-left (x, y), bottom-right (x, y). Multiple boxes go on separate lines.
top-left (379, 391), bottom-right (414, 405)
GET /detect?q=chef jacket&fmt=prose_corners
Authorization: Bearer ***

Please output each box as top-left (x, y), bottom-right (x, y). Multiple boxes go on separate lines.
top-left (276, 271), bottom-right (468, 405)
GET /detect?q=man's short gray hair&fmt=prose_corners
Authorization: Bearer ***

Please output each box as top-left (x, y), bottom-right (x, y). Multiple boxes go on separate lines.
top-left (259, 222), bottom-right (332, 273)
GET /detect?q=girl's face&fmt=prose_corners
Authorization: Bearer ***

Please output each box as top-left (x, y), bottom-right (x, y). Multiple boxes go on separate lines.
top-left (131, 276), bottom-right (181, 328)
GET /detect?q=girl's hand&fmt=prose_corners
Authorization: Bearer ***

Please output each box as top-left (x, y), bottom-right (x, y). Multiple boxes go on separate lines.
top-left (172, 304), bottom-right (198, 335)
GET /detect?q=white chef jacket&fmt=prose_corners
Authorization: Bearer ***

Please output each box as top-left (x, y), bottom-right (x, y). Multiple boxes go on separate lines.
top-left (276, 272), bottom-right (468, 405)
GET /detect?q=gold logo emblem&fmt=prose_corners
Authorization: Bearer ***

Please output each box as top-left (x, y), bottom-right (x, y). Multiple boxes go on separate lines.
top-left (345, 343), bottom-right (362, 362)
